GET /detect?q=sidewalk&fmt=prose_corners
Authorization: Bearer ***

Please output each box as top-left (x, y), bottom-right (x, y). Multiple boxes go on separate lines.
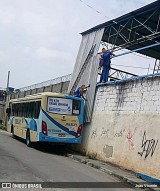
top-left (67, 153), bottom-right (159, 191)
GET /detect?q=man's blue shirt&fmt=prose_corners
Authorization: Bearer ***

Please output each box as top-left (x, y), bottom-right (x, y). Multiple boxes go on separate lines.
top-left (102, 51), bottom-right (111, 67)
top-left (74, 87), bottom-right (81, 97)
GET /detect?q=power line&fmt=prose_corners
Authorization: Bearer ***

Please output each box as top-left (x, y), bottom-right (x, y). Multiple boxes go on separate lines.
top-left (79, 0), bottom-right (109, 19)
top-left (120, 49), bottom-right (153, 60)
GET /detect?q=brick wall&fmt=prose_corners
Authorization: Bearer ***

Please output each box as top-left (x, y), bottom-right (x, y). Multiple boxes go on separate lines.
top-left (79, 74), bottom-right (160, 179)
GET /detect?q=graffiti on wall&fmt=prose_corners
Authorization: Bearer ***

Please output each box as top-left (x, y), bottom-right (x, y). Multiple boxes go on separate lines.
top-left (91, 128), bottom-right (97, 139)
top-left (101, 128), bottom-right (109, 137)
top-left (126, 127), bottom-right (137, 150)
top-left (114, 129), bottom-right (125, 137)
top-left (138, 131), bottom-right (158, 159)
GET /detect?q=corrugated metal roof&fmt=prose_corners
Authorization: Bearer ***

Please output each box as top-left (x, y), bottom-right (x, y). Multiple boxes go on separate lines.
top-left (81, 1), bottom-right (160, 59)
top-left (81, 1), bottom-right (160, 35)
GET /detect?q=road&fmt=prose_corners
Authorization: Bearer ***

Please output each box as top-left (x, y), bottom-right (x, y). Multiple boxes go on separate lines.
top-left (0, 130), bottom-right (139, 191)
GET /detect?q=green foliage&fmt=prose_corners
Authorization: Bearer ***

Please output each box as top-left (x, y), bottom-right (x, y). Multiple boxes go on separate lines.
top-left (0, 124), bottom-right (7, 131)
top-left (87, 152), bottom-right (97, 160)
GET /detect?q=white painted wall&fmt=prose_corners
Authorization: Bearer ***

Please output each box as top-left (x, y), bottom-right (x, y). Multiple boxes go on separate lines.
top-left (80, 74), bottom-right (160, 179)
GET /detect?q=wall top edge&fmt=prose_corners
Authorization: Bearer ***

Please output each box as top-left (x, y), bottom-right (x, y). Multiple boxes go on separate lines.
top-left (96, 73), bottom-right (160, 88)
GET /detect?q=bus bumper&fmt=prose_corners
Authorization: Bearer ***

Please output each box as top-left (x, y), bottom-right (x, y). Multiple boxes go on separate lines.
top-left (38, 132), bottom-right (82, 144)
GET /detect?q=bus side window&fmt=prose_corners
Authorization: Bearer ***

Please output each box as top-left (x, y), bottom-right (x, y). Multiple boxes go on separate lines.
top-left (19, 103), bottom-right (22, 117)
top-left (33, 102), bottom-right (36, 118)
top-left (26, 102), bottom-right (29, 118)
top-left (14, 104), bottom-right (16, 116)
top-left (25, 102), bottom-right (29, 118)
top-left (17, 104), bottom-right (20, 116)
top-left (15, 104), bottom-right (18, 116)
top-left (21, 103), bottom-right (23, 117)
top-left (37, 101), bottom-right (41, 118)
top-left (21, 103), bottom-right (24, 117)
top-left (28, 102), bottom-right (30, 118)
top-left (9, 103), bottom-right (12, 116)
top-left (13, 104), bottom-right (15, 116)
top-left (24, 103), bottom-right (26, 117)
top-left (18, 103), bottom-right (20, 116)
top-left (34, 101), bottom-right (41, 119)
top-left (30, 102), bottom-right (34, 118)
top-left (12, 104), bottom-right (14, 116)
top-left (28, 102), bottom-right (31, 118)
top-left (23, 103), bottom-right (26, 118)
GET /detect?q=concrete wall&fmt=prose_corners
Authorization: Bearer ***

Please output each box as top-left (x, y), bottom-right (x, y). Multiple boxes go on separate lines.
top-left (10, 81), bottom-right (70, 99)
top-left (80, 74), bottom-right (160, 179)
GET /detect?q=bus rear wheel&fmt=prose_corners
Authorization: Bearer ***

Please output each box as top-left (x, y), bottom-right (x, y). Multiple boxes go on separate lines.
top-left (26, 130), bottom-right (32, 147)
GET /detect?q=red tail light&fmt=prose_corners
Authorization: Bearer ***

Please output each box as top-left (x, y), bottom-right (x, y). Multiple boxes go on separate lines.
top-left (76, 124), bottom-right (83, 138)
top-left (42, 121), bottom-right (48, 136)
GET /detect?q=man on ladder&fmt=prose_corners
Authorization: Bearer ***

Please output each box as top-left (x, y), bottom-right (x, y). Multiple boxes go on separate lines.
top-left (98, 48), bottom-right (115, 83)
top-left (74, 84), bottom-right (90, 101)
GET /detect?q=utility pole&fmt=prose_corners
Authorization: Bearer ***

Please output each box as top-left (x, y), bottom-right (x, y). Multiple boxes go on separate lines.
top-left (6, 71), bottom-right (10, 94)
top-left (4, 71), bottom-right (10, 126)
top-left (6, 71), bottom-right (10, 107)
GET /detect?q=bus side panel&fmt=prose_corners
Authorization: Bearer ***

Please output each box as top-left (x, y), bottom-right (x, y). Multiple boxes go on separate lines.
top-left (8, 116), bottom-right (38, 142)
top-left (10, 117), bottom-right (27, 139)
top-left (13, 117), bottom-right (23, 138)
top-left (27, 118), bottom-right (38, 142)
top-left (38, 109), bottom-right (82, 144)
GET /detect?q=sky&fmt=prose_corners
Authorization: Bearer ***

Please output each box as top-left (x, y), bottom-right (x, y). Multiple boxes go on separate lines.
top-left (0, 0), bottom-right (156, 89)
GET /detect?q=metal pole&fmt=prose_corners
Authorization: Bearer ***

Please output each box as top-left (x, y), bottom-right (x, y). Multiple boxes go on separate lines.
top-left (113, 42), bottom-right (160, 58)
top-left (6, 71), bottom-right (10, 92)
top-left (6, 71), bottom-right (10, 107)
top-left (5, 71), bottom-right (10, 126)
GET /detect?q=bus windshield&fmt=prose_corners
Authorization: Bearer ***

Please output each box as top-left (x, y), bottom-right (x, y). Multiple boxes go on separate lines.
top-left (47, 97), bottom-right (81, 116)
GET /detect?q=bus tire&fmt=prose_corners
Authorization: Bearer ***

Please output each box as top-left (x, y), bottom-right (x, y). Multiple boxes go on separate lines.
top-left (26, 130), bottom-right (32, 147)
top-left (11, 126), bottom-right (15, 138)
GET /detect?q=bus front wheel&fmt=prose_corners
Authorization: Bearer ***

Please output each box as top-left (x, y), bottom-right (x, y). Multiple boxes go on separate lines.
top-left (26, 130), bottom-right (32, 147)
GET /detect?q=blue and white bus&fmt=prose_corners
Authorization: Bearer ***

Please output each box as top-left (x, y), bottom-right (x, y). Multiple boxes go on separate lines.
top-left (7, 92), bottom-right (84, 147)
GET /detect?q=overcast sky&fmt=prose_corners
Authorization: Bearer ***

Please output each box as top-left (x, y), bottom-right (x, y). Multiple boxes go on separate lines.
top-left (0, 0), bottom-right (155, 89)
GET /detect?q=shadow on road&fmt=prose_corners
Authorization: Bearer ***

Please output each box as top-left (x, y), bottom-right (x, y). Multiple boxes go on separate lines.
top-left (13, 135), bottom-right (70, 156)
top-left (35, 143), bottom-right (69, 156)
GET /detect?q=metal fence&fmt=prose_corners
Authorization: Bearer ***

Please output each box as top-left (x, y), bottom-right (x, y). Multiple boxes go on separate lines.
top-left (18, 74), bottom-right (72, 92)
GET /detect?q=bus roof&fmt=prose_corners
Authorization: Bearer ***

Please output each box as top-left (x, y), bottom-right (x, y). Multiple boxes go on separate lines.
top-left (10, 92), bottom-right (65, 103)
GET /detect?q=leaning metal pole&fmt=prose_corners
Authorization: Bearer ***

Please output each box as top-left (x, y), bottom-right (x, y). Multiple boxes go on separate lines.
top-left (113, 42), bottom-right (160, 58)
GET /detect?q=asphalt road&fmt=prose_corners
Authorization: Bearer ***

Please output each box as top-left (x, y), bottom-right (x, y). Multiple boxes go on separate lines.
top-left (0, 130), bottom-right (139, 191)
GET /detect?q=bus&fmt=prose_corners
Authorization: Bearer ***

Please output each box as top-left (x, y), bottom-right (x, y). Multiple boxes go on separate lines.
top-left (7, 92), bottom-right (84, 147)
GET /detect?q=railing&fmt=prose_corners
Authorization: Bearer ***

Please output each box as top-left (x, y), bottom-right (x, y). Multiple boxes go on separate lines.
top-left (18, 74), bottom-right (72, 92)
top-left (109, 68), bottom-right (137, 80)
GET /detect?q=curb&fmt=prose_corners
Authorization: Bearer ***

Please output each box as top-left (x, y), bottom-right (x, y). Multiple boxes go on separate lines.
top-left (67, 154), bottom-right (157, 191)
top-left (0, 129), bottom-right (10, 135)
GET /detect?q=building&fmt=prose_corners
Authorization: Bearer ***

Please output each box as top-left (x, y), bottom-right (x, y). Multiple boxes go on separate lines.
top-left (0, 89), bottom-right (6, 124)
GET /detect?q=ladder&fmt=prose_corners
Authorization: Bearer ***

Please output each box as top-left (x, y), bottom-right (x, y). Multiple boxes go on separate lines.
top-left (70, 44), bottom-right (96, 95)
top-left (153, 59), bottom-right (160, 74)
